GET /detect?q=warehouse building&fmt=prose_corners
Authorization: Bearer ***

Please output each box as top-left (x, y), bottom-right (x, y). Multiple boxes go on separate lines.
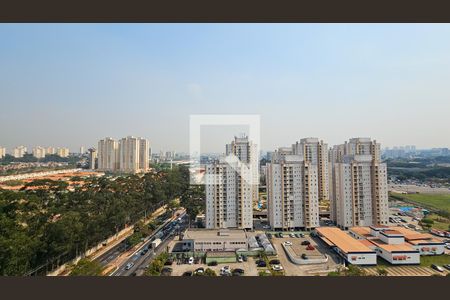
top-left (315, 227), bottom-right (377, 265)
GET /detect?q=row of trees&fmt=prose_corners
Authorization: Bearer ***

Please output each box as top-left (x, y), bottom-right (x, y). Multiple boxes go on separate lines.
top-left (0, 165), bottom-right (204, 276)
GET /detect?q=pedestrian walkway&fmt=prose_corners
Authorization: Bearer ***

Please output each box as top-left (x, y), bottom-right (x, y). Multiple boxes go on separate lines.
top-left (364, 265), bottom-right (442, 276)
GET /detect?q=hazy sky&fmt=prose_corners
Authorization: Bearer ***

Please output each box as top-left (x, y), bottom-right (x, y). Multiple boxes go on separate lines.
top-left (1, 24), bottom-right (450, 153)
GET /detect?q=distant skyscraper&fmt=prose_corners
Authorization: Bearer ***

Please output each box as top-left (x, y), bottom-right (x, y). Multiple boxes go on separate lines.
top-left (266, 149), bottom-right (320, 230)
top-left (205, 135), bottom-right (258, 230)
top-left (98, 137), bottom-right (119, 171)
top-left (57, 147), bottom-right (70, 158)
top-left (46, 147), bottom-right (56, 155)
top-left (330, 138), bottom-right (389, 229)
top-left (138, 138), bottom-right (150, 172)
top-left (32, 146), bottom-right (46, 159)
top-left (13, 146), bottom-right (27, 158)
top-left (0, 147), bottom-right (6, 159)
top-left (292, 138), bottom-right (330, 202)
top-left (88, 148), bottom-right (97, 170)
top-left (80, 146), bottom-right (85, 154)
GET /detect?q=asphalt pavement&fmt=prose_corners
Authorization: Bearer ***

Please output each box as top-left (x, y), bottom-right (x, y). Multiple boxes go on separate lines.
top-left (111, 212), bottom-right (188, 276)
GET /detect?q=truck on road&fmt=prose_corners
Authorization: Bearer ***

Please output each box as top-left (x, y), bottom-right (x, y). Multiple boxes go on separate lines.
top-left (151, 238), bottom-right (162, 249)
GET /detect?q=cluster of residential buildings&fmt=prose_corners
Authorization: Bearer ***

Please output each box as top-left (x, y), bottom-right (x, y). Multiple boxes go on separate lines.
top-left (205, 136), bottom-right (389, 232)
top-left (93, 136), bottom-right (150, 173)
top-left (0, 145), bottom-right (71, 159)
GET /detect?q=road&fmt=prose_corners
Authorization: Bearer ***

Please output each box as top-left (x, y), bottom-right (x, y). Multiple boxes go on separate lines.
top-left (111, 211), bottom-right (188, 276)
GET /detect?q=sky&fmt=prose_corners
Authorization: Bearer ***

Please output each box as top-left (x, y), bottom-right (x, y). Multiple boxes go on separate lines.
top-left (1, 24), bottom-right (450, 153)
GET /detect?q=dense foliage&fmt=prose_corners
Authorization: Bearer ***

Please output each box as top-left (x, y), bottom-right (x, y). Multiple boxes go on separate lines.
top-left (69, 258), bottom-right (104, 276)
top-left (0, 165), bottom-right (199, 276)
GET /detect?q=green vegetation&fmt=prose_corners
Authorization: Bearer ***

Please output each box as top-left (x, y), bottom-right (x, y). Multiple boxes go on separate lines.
top-left (1, 180), bottom-right (23, 186)
top-left (180, 184), bottom-right (205, 222)
top-left (426, 214), bottom-right (450, 231)
top-left (419, 255), bottom-right (450, 267)
top-left (0, 165), bottom-right (194, 276)
top-left (69, 258), bottom-right (104, 276)
top-left (386, 157), bottom-right (450, 182)
top-left (376, 267), bottom-right (388, 276)
top-left (327, 265), bottom-right (368, 276)
top-left (390, 193), bottom-right (450, 223)
top-left (145, 252), bottom-right (169, 276)
top-left (392, 193), bottom-right (450, 213)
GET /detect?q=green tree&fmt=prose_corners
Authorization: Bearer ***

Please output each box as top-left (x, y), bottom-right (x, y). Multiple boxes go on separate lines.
top-left (70, 258), bottom-right (104, 276)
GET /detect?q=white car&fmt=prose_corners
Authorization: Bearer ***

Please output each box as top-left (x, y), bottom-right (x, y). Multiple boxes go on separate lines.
top-left (262, 225), bottom-right (271, 229)
top-left (125, 262), bottom-right (134, 270)
top-left (188, 257), bottom-right (194, 264)
top-left (271, 265), bottom-right (283, 271)
top-left (283, 241), bottom-right (293, 246)
top-left (237, 256), bottom-right (243, 262)
top-left (289, 233), bottom-right (295, 238)
top-left (220, 266), bottom-right (231, 276)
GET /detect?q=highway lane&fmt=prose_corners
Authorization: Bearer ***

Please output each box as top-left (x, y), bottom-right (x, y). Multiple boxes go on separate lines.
top-left (94, 210), bottom-right (174, 267)
top-left (111, 211), bottom-right (188, 276)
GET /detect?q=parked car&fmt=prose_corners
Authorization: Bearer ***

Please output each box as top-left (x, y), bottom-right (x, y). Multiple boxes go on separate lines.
top-left (443, 264), bottom-right (450, 271)
top-left (242, 255), bottom-right (248, 262)
top-left (232, 268), bottom-right (245, 276)
top-left (257, 261), bottom-right (267, 267)
top-left (289, 233), bottom-right (295, 238)
top-left (269, 259), bottom-right (280, 265)
top-left (237, 255), bottom-right (243, 262)
top-left (208, 261), bottom-right (218, 266)
top-left (301, 240), bottom-right (311, 246)
top-left (283, 241), bottom-right (293, 246)
top-left (220, 266), bottom-right (231, 276)
top-left (267, 233), bottom-right (273, 239)
top-left (164, 259), bottom-right (173, 266)
top-left (188, 257), bottom-right (194, 264)
top-left (271, 265), bottom-right (283, 271)
top-left (194, 267), bottom-right (204, 275)
top-left (125, 262), bottom-right (134, 270)
top-left (182, 271), bottom-right (193, 276)
top-left (301, 254), bottom-right (308, 259)
top-left (431, 264), bottom-right (444, 272)
top-left (161, 267), bottom-right (173, 276)
top-left (299, 233), bottom-right (305, 238)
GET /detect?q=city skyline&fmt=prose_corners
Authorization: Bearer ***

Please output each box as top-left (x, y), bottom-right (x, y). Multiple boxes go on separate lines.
top-left (2, 24), bottom-right (450, 152)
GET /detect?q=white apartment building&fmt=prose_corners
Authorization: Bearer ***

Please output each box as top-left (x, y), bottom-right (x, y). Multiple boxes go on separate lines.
top-left (266, 149), bottom-right (320, 231)
top-left (32, 146), bottom-right (46, 159)
top-left (205, 135), bottom-right (258, 230)
top-left (46, 147), bottom-right (56, 155)
top-left (0, 147), bottom-right (6, 159)
top-left (13, 146), bottom-right (27, 158)
top-left (88, 148), bottom-right (97, 169)
top-left (98, 136), bottom-right (149, 173)
top-left (57, 147), bottom-right (70, 158)
top-left (118, 136), bottom-right (149, 173)
top-left (138, 138), bottom-right (150, 172)
top-left (98, 137), bottom-right (119, 171)
top-left (119, 136), bottom-right (140, 172)
top-left (330, 138), bottom-right (389, 229)
top-left (292, 138), bottom-right (329, 202)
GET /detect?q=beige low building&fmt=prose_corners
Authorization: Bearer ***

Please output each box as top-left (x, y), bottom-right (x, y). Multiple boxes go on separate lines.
top-left (179, 229), bottom-right (248, 252)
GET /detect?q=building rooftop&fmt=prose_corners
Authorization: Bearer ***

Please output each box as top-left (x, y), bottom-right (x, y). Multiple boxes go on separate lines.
top-left (183, 229), bottom-right (247, 240)
top-left (316, 227), bottom-right (374, 254)
top-left (407, 239), bottom-right (444, 245)
top-left (390, 226), bottom-right (433, 241)
top-left (349, 226), bottom-right (372, 238)
top-left (369, 239), bottom-right (417, 253)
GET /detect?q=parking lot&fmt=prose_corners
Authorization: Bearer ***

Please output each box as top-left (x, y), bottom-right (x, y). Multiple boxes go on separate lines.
top-left (269, 232), bottom-right (342, 276)
top-left (169, 256), bottom-right (259, 276)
